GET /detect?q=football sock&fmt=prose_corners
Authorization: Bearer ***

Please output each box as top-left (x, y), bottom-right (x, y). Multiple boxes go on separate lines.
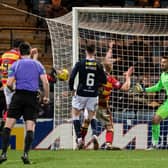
top-left (73, 119), bottom-right (81, 138)
top-left (106, 130), bottom-right (113, 144)
top-left (24, 131), bottom-right (34, 154)
top-left (152, 124), bottom-right (160, 146)
top-left (1, 127), bottom-right (11, 155)
top-left (91, 119), bottom-right (97, 136)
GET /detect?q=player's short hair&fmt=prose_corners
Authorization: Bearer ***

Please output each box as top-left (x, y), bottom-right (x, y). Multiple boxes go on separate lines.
top-left (86, 44), bottom-right (95, 54)
top-left (13, 39), bottom-right (24, 48)
top-left (19, 42), bottom-right (31, 56)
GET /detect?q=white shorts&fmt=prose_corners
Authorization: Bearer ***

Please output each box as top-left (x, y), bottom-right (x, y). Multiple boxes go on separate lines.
top-left (72, 95), bottom-right (98, 112)
top-left (4, 86), bottom-right (15, 107)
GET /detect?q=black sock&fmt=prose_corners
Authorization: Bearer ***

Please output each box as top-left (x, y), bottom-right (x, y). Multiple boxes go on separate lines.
top-left (24, 131), bottom-right (34, 155)
top-left (1, 127), bottom-right (11, 155)
top-left (91, 119), bottom-right (97, 136)
top-left (0, 120), bottom-right (5, 131)
top-left (73, 120), bottom-right (81, 139)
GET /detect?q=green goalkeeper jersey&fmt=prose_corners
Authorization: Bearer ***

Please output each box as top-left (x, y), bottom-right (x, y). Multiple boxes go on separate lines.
top-left (146, 72), bottom-right (168, 95)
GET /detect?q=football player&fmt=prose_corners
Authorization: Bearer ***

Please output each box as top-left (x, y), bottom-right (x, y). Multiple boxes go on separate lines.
top-left (69, 44), bottom-right (106, 149)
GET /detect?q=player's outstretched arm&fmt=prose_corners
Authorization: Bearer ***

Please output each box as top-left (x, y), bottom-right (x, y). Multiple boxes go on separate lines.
top-left (145, 79), bottom-right (163, 93)
top-left (120, 66), bottom-right (134, 91)
top-left (132, 79), bottom-right (163, 94)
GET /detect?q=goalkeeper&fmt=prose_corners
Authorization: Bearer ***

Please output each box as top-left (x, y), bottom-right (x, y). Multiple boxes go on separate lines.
top-left (134, 56), bottom-right (168, 149)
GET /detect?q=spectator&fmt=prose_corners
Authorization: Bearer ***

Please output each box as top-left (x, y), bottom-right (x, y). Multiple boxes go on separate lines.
top-left (136, 0), bottom-right (149, 7)
top-left (44, 1), bottom-right (68, 18)
top-left (153, 0), bottom-right (160, 7)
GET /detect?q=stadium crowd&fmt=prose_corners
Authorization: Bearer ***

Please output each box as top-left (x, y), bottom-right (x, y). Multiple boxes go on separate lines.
top-left (22, 0), bottom-right (168, 20)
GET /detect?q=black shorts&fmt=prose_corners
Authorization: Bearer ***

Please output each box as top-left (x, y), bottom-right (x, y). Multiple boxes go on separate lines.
top-left (0, 91), bottom-right (6, 116)
top-left (8, 90), bottom-right (39, 121)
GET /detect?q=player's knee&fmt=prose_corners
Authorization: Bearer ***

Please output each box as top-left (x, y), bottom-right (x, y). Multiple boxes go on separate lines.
top-left (106, 124), bottom-right (113, 131)
top-left (83, 118), bottom-right (90, 126)
top-left (152, 115), bottom-right (162, 124)
top-left (88, 111), bottom-right (96, 120)
top-left (72, 108), bottom-right (81, 116)
top-left (72, 109), bottom-right (80, 120)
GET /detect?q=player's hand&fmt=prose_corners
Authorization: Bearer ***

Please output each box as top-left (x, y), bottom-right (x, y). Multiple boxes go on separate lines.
top-left (109, 41), bottom-right (115, 48)
top-left (31, 48), bottom-right (38, 60)
top-left (43, 97), bottom-right (50, 104)
top-left (123, 66), bottom-right (134, 77)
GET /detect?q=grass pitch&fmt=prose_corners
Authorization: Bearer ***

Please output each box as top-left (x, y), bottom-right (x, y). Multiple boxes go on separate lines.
top-left (1, 150), bottom-right (168, 168)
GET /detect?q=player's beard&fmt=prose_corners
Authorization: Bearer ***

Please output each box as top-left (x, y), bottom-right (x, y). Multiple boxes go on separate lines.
top-left (161, 68), bottom-right (165, 72)
top-left (161, 66), bottom-right (168, 72)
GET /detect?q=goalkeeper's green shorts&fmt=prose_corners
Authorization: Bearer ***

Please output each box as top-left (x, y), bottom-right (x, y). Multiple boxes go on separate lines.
top-left (156, 99), bottom-right (168, 119)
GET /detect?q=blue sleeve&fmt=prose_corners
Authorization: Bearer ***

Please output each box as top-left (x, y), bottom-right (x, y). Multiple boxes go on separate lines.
top-left (8, 62), bottom-right (17, 78)
top-left (37, 61), bottom-right (46, 75)
top-left (69, 62), bottom-right (80, 91)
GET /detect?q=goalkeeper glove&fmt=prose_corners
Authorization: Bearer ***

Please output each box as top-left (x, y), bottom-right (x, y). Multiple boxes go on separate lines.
top-left (132, 83), bottom-right (145, 93)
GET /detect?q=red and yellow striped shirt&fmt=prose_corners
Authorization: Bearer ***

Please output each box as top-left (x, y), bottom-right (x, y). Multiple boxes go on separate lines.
top-left (0, 49), bottom-right (20, 86)
top-left (99, 74), bottom-right (121, 108)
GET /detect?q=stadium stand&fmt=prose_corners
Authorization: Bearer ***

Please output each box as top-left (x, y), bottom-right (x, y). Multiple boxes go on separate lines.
top-left (0, 0), bottom-right (52, 72)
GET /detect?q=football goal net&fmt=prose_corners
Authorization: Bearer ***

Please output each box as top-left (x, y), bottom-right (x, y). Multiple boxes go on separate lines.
top-left (46, 8), bottom-right (168, 149)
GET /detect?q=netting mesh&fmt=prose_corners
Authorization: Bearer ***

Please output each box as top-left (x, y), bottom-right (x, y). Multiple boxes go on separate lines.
top-left (47, 18), bottom-right (72, 121)
top-left (46, 9), bottom-right (168, 149)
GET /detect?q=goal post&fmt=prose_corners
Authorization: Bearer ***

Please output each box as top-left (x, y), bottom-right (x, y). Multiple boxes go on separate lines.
top-left (46, 7), bottom-right (168, 149)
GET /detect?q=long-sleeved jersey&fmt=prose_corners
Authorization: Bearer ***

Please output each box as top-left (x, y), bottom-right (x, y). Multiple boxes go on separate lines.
top-left (69, 59), bottom-right (106, 97)
top-left (145, 72), bottom-right (168, 95)
top-left (0, 49), bottom-right (20, 86)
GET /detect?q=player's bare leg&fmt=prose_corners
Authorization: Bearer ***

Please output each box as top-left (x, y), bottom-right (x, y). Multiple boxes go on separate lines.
top-left (81, 118), bottom-right (90, 142)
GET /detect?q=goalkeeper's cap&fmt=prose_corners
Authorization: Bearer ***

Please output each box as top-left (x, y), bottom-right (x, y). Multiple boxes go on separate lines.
top-left (57, 68), bottom-right (69, 81)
